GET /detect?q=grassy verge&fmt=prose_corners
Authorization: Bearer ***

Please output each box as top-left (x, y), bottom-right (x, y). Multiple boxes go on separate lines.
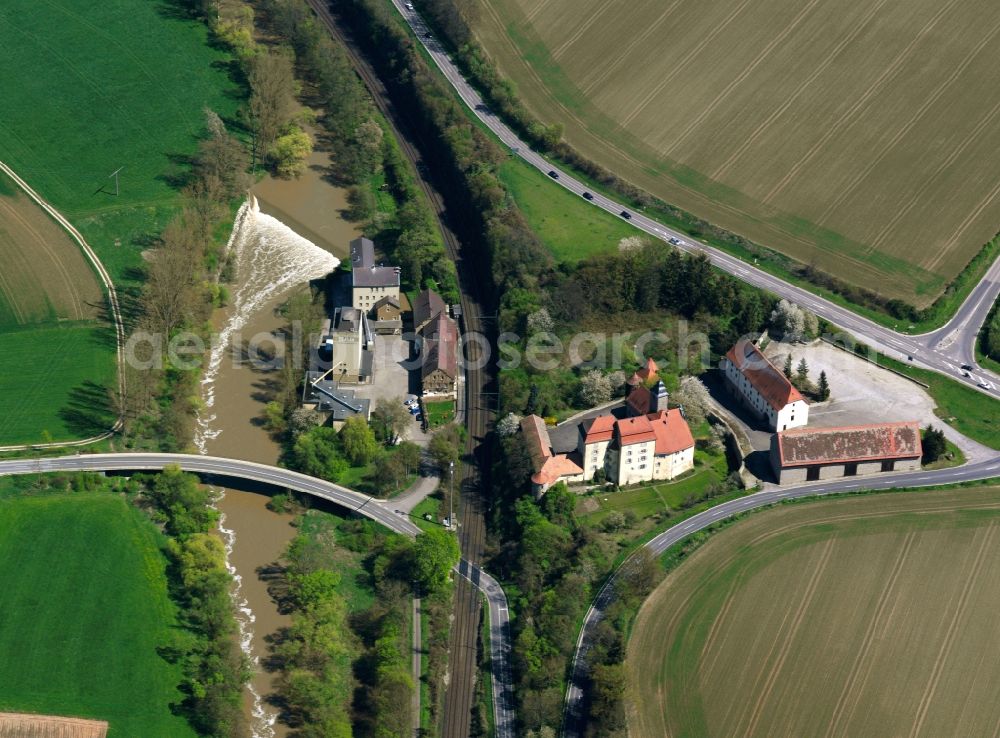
top-left (497, 157), bottom-right (642, 262)
top-left (0, 322), bottom-right (116, 446)
top-left (0, 491), bottom-right (196, 737)
top-left (411, 491), bottom-right (445, 532)
top-left (477, 592), bottom-right (497, 738)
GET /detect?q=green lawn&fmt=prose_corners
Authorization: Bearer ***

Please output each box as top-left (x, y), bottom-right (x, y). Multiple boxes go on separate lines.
top-left (0, 0), bottom-right (242, 288)
top-left (423, 399), bottom-right (455, 428)
top-left (0, 492), bottom-right (196, 737)
top-left (577, 452), bottom-right (728, 526)
top-left (498, 156), bottom-right (642, 262)
top-left (0, 323), bottom-right (116, 446)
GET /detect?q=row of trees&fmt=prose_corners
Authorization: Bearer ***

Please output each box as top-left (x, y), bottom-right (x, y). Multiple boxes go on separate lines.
top-left (141, 467), bottom-right (248, 737)
top-left (277, 513), bottom-right (459, 735)
top-left (259, 0), bottom-right (460, 301)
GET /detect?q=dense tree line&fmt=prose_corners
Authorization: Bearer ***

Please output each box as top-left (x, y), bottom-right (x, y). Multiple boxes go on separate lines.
top-left (139, 467), bottom-right (248, 737)
top-left (257, 0), bottom-right (459, 300)
top-left (335, 0), bottom-right (554, 304)
top-left (276, 516), bottom-right (459, 735)
top-left (982, 299), bottom-right (1000, 363)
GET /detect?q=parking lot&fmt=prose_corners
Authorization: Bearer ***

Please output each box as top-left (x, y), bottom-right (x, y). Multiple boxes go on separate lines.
top-left (352, 334), bottom-right (431, 446)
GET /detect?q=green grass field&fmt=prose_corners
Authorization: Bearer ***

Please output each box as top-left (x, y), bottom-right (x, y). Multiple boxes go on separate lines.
top-left (498, 156), bottom-right (642, 261)
top-left (0, 323), bottom-right (116, 446)
top-left (474, 0), bottom-right (1000, 305)
top-left (0, 0), bottom-right (241, 287)
top-left (0, 492), bottom-right (197, 737)
top-left (0, 0), bottom-right (241, 444)
top-left (628, 486), bottom-right (1000, 737)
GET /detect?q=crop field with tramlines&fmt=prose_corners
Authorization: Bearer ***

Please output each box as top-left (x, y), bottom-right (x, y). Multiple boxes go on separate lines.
top-left (472, 0), bottom-right (1000, 304)
top-left (627, 486), bottom-right (1000, 737)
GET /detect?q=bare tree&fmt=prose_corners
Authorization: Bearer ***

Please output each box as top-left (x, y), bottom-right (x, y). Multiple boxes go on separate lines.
top-left (248, 50), bottom-right (298, 167)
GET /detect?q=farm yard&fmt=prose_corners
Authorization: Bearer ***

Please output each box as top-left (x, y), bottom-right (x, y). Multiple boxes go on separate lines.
top-left (0, 491), bottom-right (197, 738)
top-left (627, 486), bottom-right (1000, 737)
top-left (472, 0), bottom-right (1000, 304)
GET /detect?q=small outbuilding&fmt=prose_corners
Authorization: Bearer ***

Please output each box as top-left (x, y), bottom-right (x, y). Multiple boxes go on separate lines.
top-left (771, 421), bottom-right (922, 484)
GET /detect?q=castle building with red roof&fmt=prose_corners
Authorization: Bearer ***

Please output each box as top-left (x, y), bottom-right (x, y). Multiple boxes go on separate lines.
top-left (521, 405), bottom-right (695, 494)
top-left (720, 338), bottom-right (809, 431)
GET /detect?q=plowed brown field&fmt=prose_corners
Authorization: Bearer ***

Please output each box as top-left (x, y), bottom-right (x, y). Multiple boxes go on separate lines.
top-left (0, 713), bottom-right (107, 738)
top-left (628, 486), bottom-right (1000, 737)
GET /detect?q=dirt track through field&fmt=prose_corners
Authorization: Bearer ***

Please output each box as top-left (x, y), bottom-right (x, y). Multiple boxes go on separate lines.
top-left (0, 713), bottom-right (107, 738)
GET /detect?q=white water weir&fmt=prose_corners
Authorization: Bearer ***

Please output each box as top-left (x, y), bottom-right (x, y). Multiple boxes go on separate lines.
top-left (194, 195), bottom-right (339, 738)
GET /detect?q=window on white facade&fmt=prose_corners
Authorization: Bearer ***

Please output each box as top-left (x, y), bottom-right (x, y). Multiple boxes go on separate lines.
top-left (639, 464), bottom-right (646, 469)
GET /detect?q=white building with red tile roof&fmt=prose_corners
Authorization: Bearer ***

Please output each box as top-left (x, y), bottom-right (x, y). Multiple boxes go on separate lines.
top-left (522, 406), bottom-right (696, 493)
top-left (721, 338), bottom-right (808, 431)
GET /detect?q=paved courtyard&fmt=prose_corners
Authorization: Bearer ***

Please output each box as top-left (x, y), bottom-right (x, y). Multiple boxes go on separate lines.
top-left (351, 333), bottom-right (431, 445)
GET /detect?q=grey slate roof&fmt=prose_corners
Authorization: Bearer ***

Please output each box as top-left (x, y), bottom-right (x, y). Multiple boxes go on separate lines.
top-left (350, 237), bottom-right (375, 269)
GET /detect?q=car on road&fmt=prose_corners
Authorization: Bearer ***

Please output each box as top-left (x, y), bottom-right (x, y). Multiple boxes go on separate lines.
top-left (547, 170), bottom-right (559, 179)
top-left (475, 103), bottom-right (489, 113)
top-left (961, 363), bottom-right (973, 371)
top-left (964, 371), bottom-right (971, 378)
top-left (405, 2), bottom-right (414, 9)
top-left (979, 382), bottom-right (990, 390)
top-left (620, 210), bottom-right (632, 219)
top-left (668, 236), bottom-right (680, 245)
top-left (582, 191), bottom-right (593, 200)
top-left (424, 31), bottom-right (432, 38)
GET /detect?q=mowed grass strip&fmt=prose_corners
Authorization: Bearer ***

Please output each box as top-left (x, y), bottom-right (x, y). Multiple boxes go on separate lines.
top-left (497, 156), bottom-right (642, 262)
top-left (475, 0), bottom-right (1000, 304)
top-left (0, 493), bottom-right (197, 738)
top-left (0, 0), bottom-right (241, 286)
top-left (0, 323), bottom-right (116, 446)
top-left (628, 486), bottom-right (1000, 738)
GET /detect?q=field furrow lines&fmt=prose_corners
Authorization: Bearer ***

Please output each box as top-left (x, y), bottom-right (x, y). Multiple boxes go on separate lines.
top-left (816, 19), bottom-right (1000, 225)
top-left (866, 96), bottom-right (1000, 255)
top-left (760, 0), bottom-right (964, 205)
top-left (709, 0), bottom-right (892, 181)
top-left (578, 0), bottom-right (682, 96)
top-left (929, 176), bottom-right (1000, 272)
top-left (550, 3), bottom-right (614, 61)
top-left (821, 531), bottom-right (916, 738)
top-left (738, 538), bottom-right (836, 737)
top-left (661, 0), bottom-right (825, 158)
top-left (908, 523), bottom-right (997, 738)
top-left (619, 0), bottom-right (756, 128)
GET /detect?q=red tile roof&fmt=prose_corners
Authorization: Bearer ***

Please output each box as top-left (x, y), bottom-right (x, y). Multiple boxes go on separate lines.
top-left (531, 453), bottom-right (584, 486)
top-left (581, 415), bottom-right (616, 444)
top-left (724, 339), bottom-right (804, 411)
top-left (636, 357), bottom-right (659, 381)
top-left (616, 416), bottom-right (657, 445)
top-left (521, 415), bottom-right (584, 486)
top-left (647, 409), bottom-right (695, 455)
top-left (776, 421), bottom-right (922, 467)
top-left (421, 313), bottom-right (458, 379)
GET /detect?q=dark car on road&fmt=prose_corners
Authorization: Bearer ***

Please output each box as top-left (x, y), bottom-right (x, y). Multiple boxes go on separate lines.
top-left (548, 170), bottom-right (559, 179)
top-left (582, 191), bottom-right (594, 200)
top-left (620, 210), bottom-right (632, 219)
top-left (961, 363), bottom-right (973, 371)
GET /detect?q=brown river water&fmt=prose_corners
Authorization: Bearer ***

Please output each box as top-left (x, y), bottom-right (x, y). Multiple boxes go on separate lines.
top-left (203, 149), bottom-right (359, 737)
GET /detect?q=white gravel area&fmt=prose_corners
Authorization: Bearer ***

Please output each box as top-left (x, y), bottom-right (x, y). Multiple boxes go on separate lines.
top-left (764, 339), bottom-right (992, 462)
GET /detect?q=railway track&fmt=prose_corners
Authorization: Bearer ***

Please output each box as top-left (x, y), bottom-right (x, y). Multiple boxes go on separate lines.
top-left (304, 3), bottom-right (497, 734)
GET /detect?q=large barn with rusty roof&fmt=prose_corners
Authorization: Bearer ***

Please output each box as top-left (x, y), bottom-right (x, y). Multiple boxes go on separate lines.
top-left (721, 338), bottom-right (809, 431)
top-left (770, 421), bottom-right (922, 484)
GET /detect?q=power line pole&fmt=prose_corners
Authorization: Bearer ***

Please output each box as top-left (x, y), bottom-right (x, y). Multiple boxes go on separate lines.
top-left (108, 167), bottom-right (123, 196)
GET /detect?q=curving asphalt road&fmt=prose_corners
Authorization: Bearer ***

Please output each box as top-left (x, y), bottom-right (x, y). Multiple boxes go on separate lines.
top-left (0, 453), bottom-right (420, 537)
top-left (561, 454), bottom-right (1000, 736)
top-left (389, 0), bottom-right (1000, 398)
top-left (0, 450), bottom-right (518, 734)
